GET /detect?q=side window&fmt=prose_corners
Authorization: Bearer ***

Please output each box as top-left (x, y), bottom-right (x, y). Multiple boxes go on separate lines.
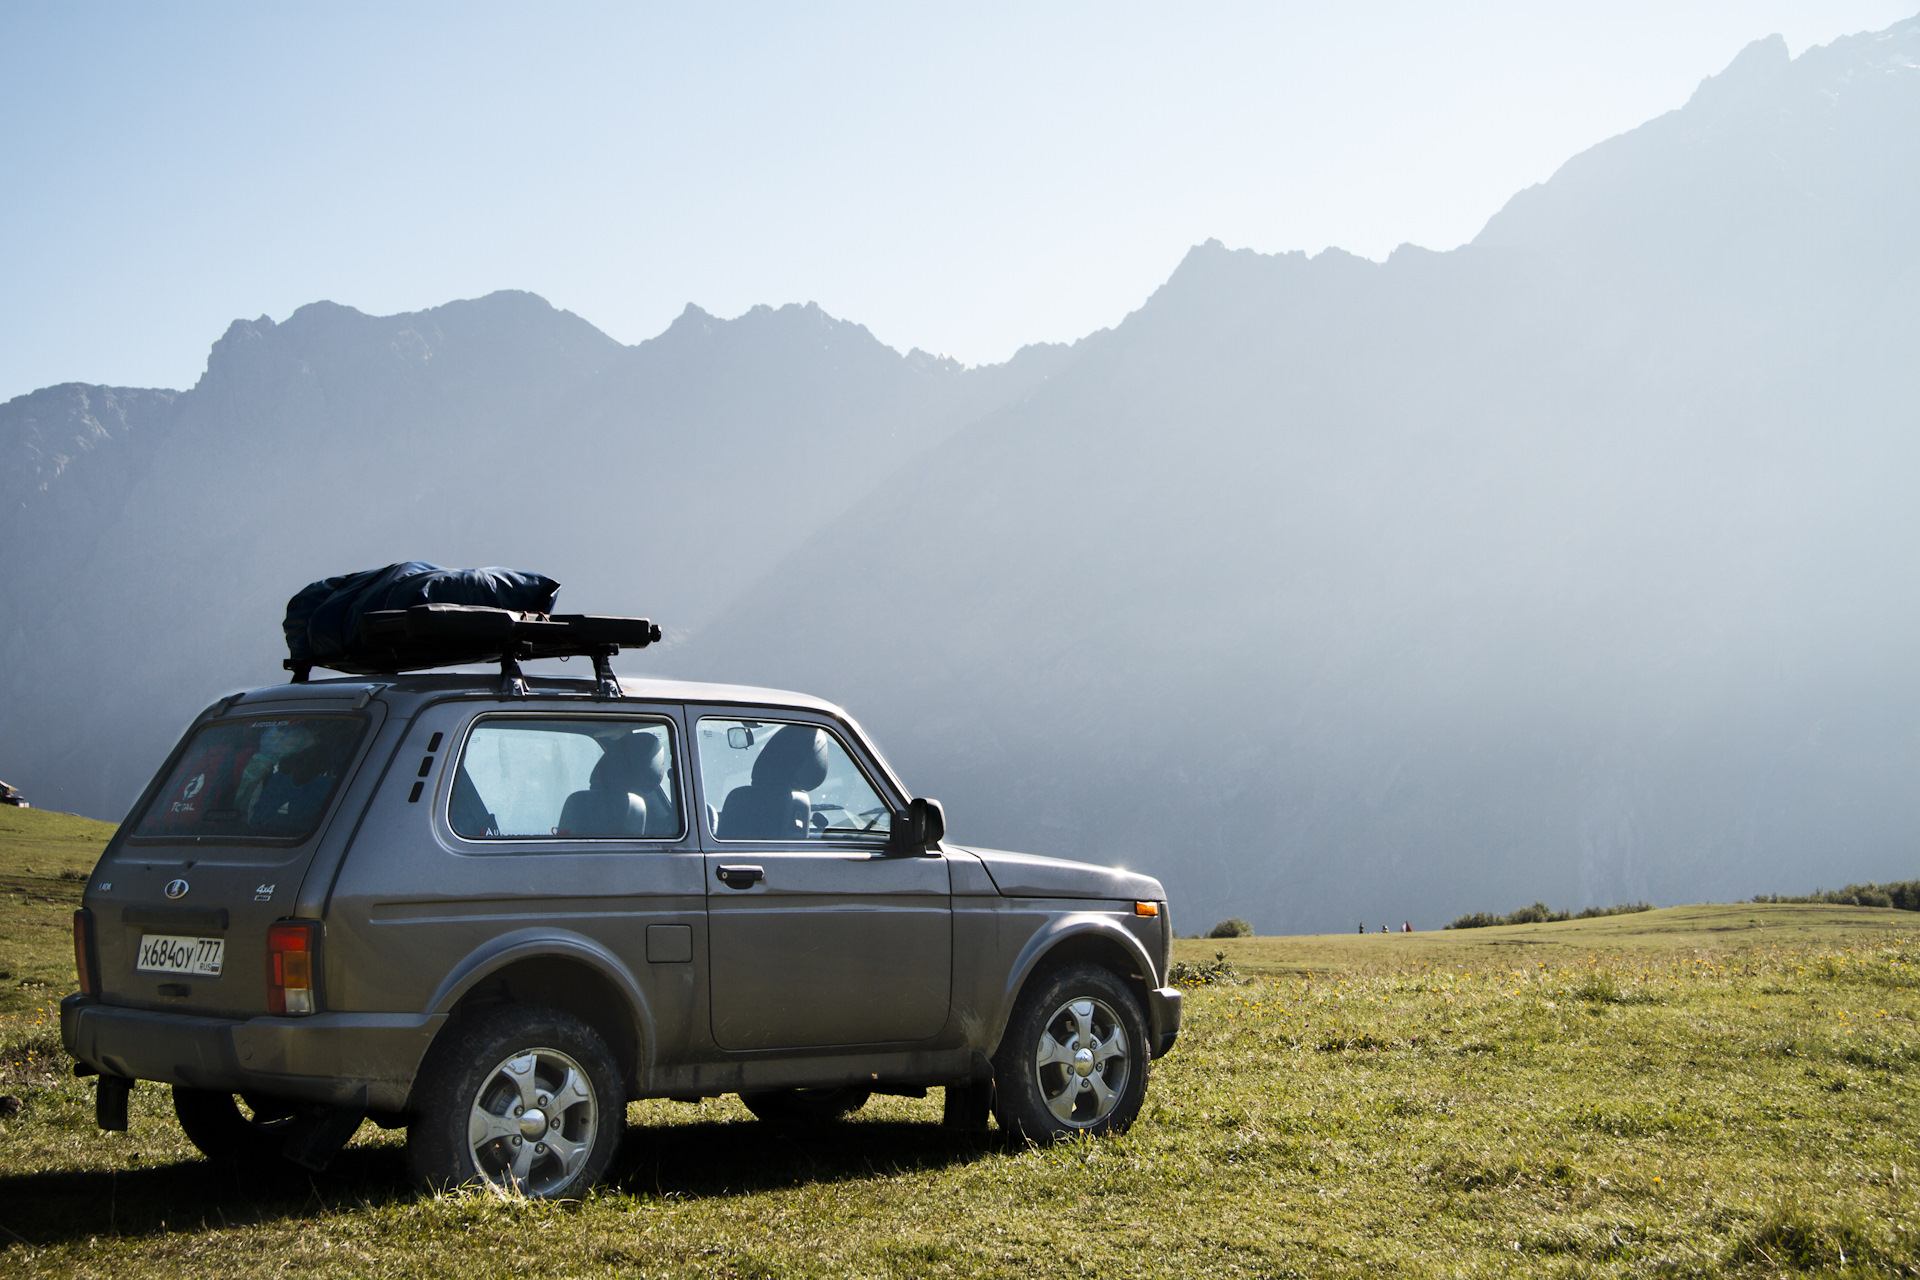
top-left (698, 718), bottom-right (892, 842)
top-left (450, 716), bottom-right (682, 841)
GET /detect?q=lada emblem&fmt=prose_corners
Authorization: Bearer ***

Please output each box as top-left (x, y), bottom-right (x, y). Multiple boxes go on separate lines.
top-left (164, 879), bottom-right (189, 899)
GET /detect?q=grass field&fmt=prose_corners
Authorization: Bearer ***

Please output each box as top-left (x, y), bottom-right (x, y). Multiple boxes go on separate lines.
top-left (2, 806), bottom-right (1916, 1277)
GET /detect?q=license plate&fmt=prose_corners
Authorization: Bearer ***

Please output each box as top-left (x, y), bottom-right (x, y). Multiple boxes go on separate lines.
top-left (135, 934), bottom-right (225, 976)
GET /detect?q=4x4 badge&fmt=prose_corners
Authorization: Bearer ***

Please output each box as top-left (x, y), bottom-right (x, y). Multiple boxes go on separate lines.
top-left (254, 884), bottom-right (276, 902)
top-left (164, 879), bottom-right (189, 899)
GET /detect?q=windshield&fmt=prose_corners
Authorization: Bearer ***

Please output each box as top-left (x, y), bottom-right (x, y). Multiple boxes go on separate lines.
top-left (129, 714), bottom-right (366, 844)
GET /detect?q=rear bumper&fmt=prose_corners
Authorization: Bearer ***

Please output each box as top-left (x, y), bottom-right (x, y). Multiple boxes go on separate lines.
top-left (62, 994), bottom-right (443, 1113)
top-left (1147, 986), bottom-right (1182, 1058)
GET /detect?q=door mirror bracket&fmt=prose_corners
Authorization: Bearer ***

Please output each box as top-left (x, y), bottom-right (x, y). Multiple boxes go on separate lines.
top-left (885, 797), bottom-right (946, 856)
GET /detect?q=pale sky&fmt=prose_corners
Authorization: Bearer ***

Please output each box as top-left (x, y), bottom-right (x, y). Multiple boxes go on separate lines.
top-left (2, 1), bottom-right (1910, 401)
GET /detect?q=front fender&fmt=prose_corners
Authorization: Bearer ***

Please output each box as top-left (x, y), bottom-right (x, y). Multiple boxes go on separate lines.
top-left (987, 912), bottom-right (1160, 1057)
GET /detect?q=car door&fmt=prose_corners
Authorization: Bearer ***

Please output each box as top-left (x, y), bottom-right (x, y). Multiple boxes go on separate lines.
top-left (692, 710), bottom-right (952, 1051)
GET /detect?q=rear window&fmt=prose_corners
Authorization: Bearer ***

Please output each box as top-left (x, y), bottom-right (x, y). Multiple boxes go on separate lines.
top-left (129, 715), bottom-right (367, 844)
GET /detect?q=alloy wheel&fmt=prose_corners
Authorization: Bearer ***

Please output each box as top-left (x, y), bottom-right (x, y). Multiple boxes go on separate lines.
top-left (1032, 996), bottom-right (1131, 1127)
top-left (465, 1047), bottom-right (598, 1196)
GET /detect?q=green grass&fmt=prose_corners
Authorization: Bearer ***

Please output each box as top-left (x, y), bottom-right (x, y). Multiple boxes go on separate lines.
top-left (2, 813), bottom-right (1917, 1276)
top-left (0, 807), bottom-right (115, 1021)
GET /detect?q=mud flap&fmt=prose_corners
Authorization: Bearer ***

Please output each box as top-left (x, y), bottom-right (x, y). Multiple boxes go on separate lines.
top-left (281, 1085), bottom-right (368, 1171)
top-left (95, 1074), bottom-right (132, 1131)
top-left (942, 1050), bottom-right (995, 1131)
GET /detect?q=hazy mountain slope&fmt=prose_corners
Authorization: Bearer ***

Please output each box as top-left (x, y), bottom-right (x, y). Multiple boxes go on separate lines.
top-left (1479, 26), bottom-right (1920, 268)
top-left (669, 17), bottom-right (1920, 932)
top-left (0, 291), bottom-right (626, 816)
top-left (1, 383), bottom-right (181, 504)
top-left (1, 384), bottom-right (182, 606)
top-left (503, 301), bottom-right (1076, 634)
top-left (0, 293), bottom-right (1067, 818)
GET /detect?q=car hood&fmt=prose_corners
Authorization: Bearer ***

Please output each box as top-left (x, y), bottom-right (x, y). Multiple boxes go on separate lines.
top-left (958, 847), bottom-right (1165, 902)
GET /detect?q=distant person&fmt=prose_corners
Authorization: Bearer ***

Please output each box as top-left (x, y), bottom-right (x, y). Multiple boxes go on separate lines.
top-left (1380, 924), bottom-right (1389, 933)
top-left (1357, 922), bottom-right (1365, 934)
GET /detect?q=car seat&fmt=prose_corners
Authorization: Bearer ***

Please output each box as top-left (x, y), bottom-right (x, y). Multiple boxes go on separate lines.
top-left (715, 726), bottom-right (829, 841)
top-left (557, 732), bottom-right (669, 838)
top-left (631, 737), bottom-right (679, 836)
top-left (450, 767), bottom-right (500, 837)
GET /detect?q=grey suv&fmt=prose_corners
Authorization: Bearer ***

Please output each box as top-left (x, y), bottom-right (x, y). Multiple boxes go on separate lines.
top-left (63, 663), bottom-right (1181, 1197)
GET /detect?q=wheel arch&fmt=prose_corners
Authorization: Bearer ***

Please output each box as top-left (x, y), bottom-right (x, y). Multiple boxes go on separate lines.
top-left (988, 914), bottom-right (1157, 1059)
top-left (411, 930), bottom-right (653, 1107)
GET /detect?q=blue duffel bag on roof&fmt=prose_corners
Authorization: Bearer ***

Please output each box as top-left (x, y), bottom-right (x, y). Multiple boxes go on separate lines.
top-left (284, 562), bottom-right (561, 676)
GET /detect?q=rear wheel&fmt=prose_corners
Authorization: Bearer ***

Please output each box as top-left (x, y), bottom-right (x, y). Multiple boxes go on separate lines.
top-left (406, 1006), bottom-right (624, 1198)
top-left (991, 963), bottom-right (1149, 1143)
top-left (738, 1087), bottom-right (872, 1125)
top-left (173, 1088), bottom-right (300, 1163)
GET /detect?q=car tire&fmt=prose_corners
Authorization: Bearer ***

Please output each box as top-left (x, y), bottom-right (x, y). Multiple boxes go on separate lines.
top-left (173, 1087), bottom-right (301, 1164)
top-left (405, 1006), bottom-right (624, 1198)
top-left (991, 963), bottom-right (1150, 1143)
top-left (738, 1086), bottom-right (872, 1125)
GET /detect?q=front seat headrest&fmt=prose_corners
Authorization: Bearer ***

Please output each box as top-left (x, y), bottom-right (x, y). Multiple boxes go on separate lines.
top-left (751, 726), bottom-right (829, 792)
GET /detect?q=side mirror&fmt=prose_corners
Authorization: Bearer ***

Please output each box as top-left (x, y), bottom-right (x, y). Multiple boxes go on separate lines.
top-left (886, 797), bottom-right (946, 855)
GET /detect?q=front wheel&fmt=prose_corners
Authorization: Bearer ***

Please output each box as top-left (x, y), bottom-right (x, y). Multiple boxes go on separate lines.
top-left (738, 1086), bottom-right (872, 1125)
top-left (991, 964), bottom-right (1149, 1143)
top-left (173, 1088), bottom-right (301, 1163)
top-left (405, 1006), bottom-right (624, 1198)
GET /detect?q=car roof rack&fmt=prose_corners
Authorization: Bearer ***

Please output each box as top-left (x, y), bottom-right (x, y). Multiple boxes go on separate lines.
top-left (283, 604), bottom-right (662, 697)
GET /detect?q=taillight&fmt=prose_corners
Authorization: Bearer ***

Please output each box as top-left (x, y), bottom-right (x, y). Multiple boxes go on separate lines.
top-left (266, 921), bottom-right (320, 1015)
top-left (73, 909), bottom-right (98, 996)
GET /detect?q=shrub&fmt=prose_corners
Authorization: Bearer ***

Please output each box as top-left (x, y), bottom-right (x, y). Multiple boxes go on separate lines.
top-left (1751, 879), bottom-right (1920, 911)
top-left (1207, 917), bottom-right (1253, 938)
top-left (1574, 900), bottom-right (1652, 919)
top-left (1445, 911), bottom-right (1500, 930)
top-left (1169, 951), bottom-right (1238, 986)
top-left (1446, 900), bottom-right (1652, 930)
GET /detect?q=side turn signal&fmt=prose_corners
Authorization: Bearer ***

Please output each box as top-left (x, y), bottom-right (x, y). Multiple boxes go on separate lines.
top-left (1134, 901), bottom-right (1159, 917)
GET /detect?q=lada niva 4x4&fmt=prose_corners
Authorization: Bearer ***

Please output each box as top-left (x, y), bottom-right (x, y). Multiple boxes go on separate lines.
top-left (64, 666), bottom-right (1182, 1196)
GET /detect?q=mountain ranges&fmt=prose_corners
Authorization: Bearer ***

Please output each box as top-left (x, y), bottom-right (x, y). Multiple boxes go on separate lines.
top-left (5, 17), bottom-right (1917, 931)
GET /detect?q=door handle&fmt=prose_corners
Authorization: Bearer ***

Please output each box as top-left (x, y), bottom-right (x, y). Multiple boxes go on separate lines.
top-left (717, 864), bottom-right (765, 890)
